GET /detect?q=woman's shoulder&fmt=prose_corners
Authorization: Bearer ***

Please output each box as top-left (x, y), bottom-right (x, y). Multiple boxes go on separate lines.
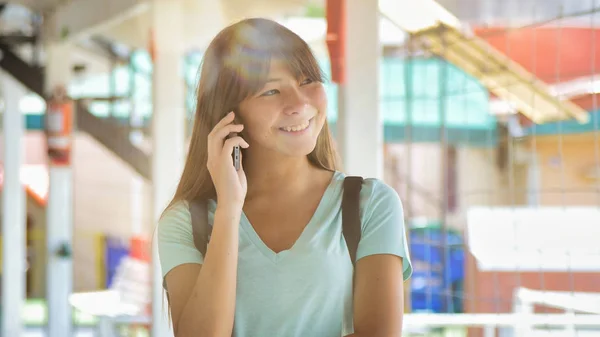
top-left (360, 179), bottom-right (402, 221)
top-left (157, 200), bottom-right (192, 235)
top-left (160, 200), bottom-right (191, 220)
top-left (334, 171), bottom-right (401, 208)
top-left (362, 177), bottom-right (399, 200)
top-left (156, 200), bottom-right (204, 276)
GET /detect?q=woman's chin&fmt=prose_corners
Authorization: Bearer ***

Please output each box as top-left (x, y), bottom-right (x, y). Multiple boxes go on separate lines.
top-left (279, 141), bottom-right (318, 158)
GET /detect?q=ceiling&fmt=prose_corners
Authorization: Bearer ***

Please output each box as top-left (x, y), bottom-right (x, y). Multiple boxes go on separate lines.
top-left (5, 0), bottom-right (312, 50)
top-left (437, 0), bottom-right (600, 27)
top-left (97, 0), bottom-right (310, 50)
top-left (7, 0), bottom-right (598, 55)
top-left (4, 0), bottom-right (600, 90)
top-left (0, 0), bottom-right (312, 77)
top-left (12, 0), bottom-right (68, 12)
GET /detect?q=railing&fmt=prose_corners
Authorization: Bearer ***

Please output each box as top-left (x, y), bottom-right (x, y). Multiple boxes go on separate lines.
top-left (403, 312), bottom-right (600, 337)
top-left (0, 42), bottom-right (44, 96)
top-left (75, 100), bottom-right (152, 180)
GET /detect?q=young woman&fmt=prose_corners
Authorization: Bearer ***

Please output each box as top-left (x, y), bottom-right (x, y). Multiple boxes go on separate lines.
top-left (158, 18), bottom-right (412, 337)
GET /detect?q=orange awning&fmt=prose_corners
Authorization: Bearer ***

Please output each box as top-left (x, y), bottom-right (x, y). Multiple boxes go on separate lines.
top-left (0, 165), bottom-right (48, 206)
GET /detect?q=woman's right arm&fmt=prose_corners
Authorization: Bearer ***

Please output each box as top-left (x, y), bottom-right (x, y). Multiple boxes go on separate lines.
top-left (163, 111), bottom-right (249, 337)
top-left (165, 206), bottom-right (241, 337)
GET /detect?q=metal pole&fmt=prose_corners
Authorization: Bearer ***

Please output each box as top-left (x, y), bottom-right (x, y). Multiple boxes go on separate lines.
top-left (129, 55), bottom-right (144, 236)
top-left (403, 35), bottom-right (414, 312)
top-left (1, 72), bottom-right (27, 337)
top-left (438, 27), bottom-right (452, 313)
top-left (110, 57), bottom-right (116, 119)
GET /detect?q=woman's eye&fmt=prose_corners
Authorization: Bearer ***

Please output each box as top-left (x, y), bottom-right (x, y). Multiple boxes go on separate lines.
top-left (300, 78), bottom-right (313, 86)
top-left (260, 89), bottom-right (279, 97)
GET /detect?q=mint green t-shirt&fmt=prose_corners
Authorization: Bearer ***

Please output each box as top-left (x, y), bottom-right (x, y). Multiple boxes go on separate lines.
top-left (158, 171), bottom-right (412, 337)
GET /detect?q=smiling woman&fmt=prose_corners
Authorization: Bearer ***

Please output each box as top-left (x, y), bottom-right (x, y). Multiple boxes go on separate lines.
top-left (157, 17), bottom-right (412, 337)
top-left (237, 59), bottom-right (328, 159)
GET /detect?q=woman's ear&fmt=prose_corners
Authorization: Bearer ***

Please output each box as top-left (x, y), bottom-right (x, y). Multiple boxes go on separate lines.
top-left (233, 109), bottom-right (247, 138)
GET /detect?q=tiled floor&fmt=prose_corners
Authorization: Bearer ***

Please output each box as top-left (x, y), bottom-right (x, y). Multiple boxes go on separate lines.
top-left (24, 328), bottom-right (150, 337)
top-left (23, 329), bottom-right (96, 337)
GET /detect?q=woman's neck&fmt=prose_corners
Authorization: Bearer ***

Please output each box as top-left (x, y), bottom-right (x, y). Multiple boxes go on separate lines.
top-left (243, 149), bottom-right (318, 200)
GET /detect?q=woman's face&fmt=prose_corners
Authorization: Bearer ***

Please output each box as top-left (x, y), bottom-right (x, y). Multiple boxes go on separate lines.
top-left (237, 60), bottom-right (328, 158)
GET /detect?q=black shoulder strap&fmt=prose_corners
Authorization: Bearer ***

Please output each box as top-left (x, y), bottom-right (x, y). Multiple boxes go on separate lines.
top-left (189, 199), bottom-right (211, 256)
top-left (342, 176), bottom-right (363, 267)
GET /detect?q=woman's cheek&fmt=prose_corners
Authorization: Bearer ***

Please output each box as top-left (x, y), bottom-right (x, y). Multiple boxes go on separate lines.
top-left (308, 84), bottom-right (327, 110)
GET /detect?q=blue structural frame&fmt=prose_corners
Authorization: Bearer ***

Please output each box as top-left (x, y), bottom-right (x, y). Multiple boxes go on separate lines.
top-left (524, 110), bottom-right (600, 135)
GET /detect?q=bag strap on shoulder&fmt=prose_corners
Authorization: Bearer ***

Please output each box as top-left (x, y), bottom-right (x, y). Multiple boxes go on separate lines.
top-left (189, 199), bottom-right (211, 256)
top-left (342, 176), bottom-right (363, 267)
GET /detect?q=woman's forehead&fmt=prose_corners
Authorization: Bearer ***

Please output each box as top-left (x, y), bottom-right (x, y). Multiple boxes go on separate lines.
top-left (266, 60), bottom-right (297, 78)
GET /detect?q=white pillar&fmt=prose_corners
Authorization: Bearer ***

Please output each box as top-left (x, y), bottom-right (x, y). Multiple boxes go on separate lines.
top-left (1, 72), bottom-right (27, 337)
top-left (44, 42), bottom-right (74, 337)
top-left (527, 152), bottom-right (540, 206)
top-left (483, 325), bottom-right (496, 337)
top-left (512, 290), bottom-right (534, 337)
top-left (337, 0), bottom-right (382, 179)
top-left (151, 0), bottom-right (185, 336)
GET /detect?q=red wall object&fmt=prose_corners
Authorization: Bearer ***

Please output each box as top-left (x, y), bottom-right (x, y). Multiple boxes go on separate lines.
top-left (326, 0), bottom-right (346, 84)
top-left (474, 27), bottom-right (600, 84)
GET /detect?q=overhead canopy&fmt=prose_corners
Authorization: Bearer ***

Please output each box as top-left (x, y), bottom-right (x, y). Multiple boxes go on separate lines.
top-left (409, 23), bottom-right (590, 124)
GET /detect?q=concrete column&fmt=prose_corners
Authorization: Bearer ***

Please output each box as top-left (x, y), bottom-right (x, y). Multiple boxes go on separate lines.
top-left (44, 42), bottom-right (74, 337)
top-left (151, 0), bottom-right (186, 336)
top-left (1, 72), bottom-right (27, 337)
top-left (337, 0), bottom-right (382, 179)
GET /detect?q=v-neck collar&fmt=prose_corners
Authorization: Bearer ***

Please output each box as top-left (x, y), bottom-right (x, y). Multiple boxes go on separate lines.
top-left (239, 171), bottom-right (343, 263)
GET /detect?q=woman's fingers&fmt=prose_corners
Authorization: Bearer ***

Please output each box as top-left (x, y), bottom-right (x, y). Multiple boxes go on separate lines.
top-left (222, 136), bottom-right (250, 156)
top-left (210, 111), bottom-right (235, 134)
top-left (207, 112), bottom-right (243, 158)
top-left (213, 123), bottom-right (244, 142)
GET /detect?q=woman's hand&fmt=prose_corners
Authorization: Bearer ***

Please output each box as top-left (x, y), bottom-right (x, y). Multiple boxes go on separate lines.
top-left (207, 111), bottom-right (249, 210)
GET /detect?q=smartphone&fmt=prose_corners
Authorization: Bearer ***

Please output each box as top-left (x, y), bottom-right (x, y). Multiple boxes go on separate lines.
top-left (232, 144), bottom-right (241, 171)
top-left (229, 113), bottom-right (241, 171)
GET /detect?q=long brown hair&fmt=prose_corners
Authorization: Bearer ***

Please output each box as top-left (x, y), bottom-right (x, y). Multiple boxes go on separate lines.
top-left (164, 18), bottom-right (340, 212)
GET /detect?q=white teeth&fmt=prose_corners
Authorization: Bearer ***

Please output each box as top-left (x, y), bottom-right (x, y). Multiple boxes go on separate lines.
top-left (281, 121), bottom-right (310, 132)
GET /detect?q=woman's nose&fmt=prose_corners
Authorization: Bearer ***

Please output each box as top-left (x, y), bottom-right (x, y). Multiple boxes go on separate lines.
top-left (283, 89), bottom-right (308, 115)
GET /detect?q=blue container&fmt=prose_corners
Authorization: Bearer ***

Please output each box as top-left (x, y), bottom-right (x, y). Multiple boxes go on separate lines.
top-left (409, 223), bottom-right (464, 313)
top-left (104, 236), bottom-right (130, 288)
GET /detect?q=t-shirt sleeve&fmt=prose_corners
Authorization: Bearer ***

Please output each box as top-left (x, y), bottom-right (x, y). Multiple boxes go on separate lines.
top-left (356, 179), bottom-right (413, 281)
top-left (157, 201), bottom-right (204, 281)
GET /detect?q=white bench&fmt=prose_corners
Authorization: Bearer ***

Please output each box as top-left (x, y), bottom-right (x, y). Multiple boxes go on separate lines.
top-left (69, 256), bottom-right (152, 337)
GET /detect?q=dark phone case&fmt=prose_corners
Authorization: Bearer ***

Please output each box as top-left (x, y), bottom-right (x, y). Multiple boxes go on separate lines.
top-left (232, 145), bottom-right (240, 171)
top-left (230, 113), bottom-right (241, 171)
